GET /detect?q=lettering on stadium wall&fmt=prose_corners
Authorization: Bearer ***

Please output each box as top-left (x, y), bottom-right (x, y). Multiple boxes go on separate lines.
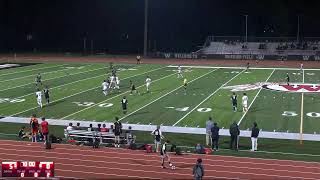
top-left (224, 54), bottom-right (265, 60)
top-left (163, 53), bottom-right (198, 59)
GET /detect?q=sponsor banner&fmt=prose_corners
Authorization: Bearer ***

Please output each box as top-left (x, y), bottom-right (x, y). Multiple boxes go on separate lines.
top-left (161, 52), bottom-right (199, 59)
top-left (224, 54), bottom-right (265, 60)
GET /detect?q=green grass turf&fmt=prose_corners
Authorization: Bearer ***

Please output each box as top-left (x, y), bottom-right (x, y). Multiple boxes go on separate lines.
top-left (1, 62), bottom-right (320, 162)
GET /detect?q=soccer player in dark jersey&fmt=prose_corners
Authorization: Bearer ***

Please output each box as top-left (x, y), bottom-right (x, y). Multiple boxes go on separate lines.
top-left (35, 73), bottom-right (42, 87)
top-left (231, 92), bottom-right (238, 112)
top-left (129, 80), bottom-right (138, 95)
top-left (160, 140), bottom-right (172, 169)
top-left (136, 55), bottom-right (141, 64)
top-left (121, 96), bottom-right (128, 114)
top-left (286, 72), bottom-right (290, 85)
top-left (43, 86), bottom-right (50, 105)
top-left (246, 62), bottom-right (250, 71)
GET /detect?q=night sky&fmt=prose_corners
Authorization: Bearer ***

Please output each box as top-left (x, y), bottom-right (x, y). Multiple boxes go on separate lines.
top-left (1, 0), bottom-right (320, 53)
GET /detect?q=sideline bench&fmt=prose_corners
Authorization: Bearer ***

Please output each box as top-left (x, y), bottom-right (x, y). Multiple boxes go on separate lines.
top-left (64, 129), bottom-right (135, 145)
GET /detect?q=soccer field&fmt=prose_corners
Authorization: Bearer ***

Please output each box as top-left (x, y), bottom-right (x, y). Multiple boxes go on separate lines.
top-left (1, 62), bottom-right (320, 139)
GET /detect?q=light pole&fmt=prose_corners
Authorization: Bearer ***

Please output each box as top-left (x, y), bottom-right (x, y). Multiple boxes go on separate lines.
top-left (296, 15), bottom-right (300, 42)
top-left (143, 0), bottom-right (148, 57)
top-left (244, 15), bottom-right (248, 42)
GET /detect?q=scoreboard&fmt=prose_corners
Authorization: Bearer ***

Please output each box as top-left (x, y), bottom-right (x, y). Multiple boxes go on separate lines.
top-left (1, 161), bottom-right (54, 177)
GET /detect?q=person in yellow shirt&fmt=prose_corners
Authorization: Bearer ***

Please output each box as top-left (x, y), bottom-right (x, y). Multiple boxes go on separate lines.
top-left (183, 78), bottom-right (187, 95)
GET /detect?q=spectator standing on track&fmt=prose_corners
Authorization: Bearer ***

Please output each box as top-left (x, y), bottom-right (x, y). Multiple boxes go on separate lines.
top-left (40, 117), bottom-right (49, 144)
top-left (211, 122), bottom-right (220, 151)
top-left (30, 114), bottom-right (39, 142)
top-left (192, 158), bottom-right (204, 180)
top-left (229, 122), bottom-right (240, 151)
top-left (251, 122), bottom-right (260, 152)
top-left (114, 117), bottom-right (123, 147)
top-left (151, 125), bottom-right (164, 153)
top-left (205, 117), bottom-right (213, 146)
top-left (18, 126), bottom-right (29, 139)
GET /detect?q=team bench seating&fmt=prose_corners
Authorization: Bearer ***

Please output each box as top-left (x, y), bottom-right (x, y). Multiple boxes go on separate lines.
top-left (64, 130), bottom-right (132, 145)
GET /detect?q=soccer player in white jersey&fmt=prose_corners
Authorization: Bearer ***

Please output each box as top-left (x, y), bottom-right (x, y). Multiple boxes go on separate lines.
top-left (177, 65), bottom-right (183, 78)
top-left (145, 76), bottom-right (151, 92)
top-left (242, 93), bottom-right (248, 113)
top-left (300, 63), bottom-right (304, 74)
top-left (109, 75), bottom-right (116, 89)
top-left (115, 75), bottom-right (120, 91)
top-left (36, 89), bottom-right (43, 108)
top-left (102, 80), bottom-right (109, 96)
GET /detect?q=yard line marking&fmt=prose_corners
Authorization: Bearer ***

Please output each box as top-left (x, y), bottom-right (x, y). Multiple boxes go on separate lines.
top-left (300, 69), bottom-right (305, 144)
top-left (9, 66), bottom-right (166, 117)
top-left (119, 69), bottom-right (218, 122)
top-left (0, 65), bottom-right (93, 83)
top-left (173, 69), bottom-right (246, 126)
top-left (237, 69), bottom-right (276, 126)
top-left (0, 64), bottom-right (65, 76)
top-left (60, 69), bottom-right (181, 119)
top-left (0, 66), bottom-right (107, 92)
top-left (167, 65), bottom-right (320, 71)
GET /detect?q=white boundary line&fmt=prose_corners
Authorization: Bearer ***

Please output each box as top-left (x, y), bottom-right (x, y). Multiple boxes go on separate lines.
top-left (0, 65), bottom-right (86, 83)
top-left (119, 69), bottom-right (218, 122)
top-left (0, 66), bottom-right (108, 92)
top-left (0, 64), bottom-right (65, 76)
top-left (61, 69), bottom-right (178, 119)
top-left (237, 69), bottom-right (276, 125)
top-left (167, 65), bottom-right (320, 71)
top-left (300, 69), bottom-right (305, 143)
top-left (173, 69), bottom-right (246, 126)
top-left (9, 66), bottom-right (166, 117)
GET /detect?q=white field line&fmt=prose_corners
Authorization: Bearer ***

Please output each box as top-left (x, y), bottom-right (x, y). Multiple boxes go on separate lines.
top-left (0, 64), bottom-right (93, 83)
top-left (237, 69), bottom-right (276, 126)
top-left (119, 69), bottom-right (218, 122)
top-left (173, 69), bottom-right (246, 126)
top-left (300, 69), bottom-right (305, 143)
top-left (16, 71), bottom-right (106, 99)
top-left (0, 66), bottom-right (107, 92)
top-left (9, 66), bottom-right (166, 117)
top-left (0, 64), bottom-right (65, 76)
top-left (167, 65), bottom-right (320, 71)
top-left (61, 69), bottom-right (178, 120)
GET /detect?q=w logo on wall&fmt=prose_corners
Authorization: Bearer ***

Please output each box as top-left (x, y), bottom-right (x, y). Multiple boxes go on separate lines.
top-left (256, 55), bottom-right (264, 60)
top-left (302, 56), bottom-right (310, 61)
top-left (263, 84), bottom-right (320, 93)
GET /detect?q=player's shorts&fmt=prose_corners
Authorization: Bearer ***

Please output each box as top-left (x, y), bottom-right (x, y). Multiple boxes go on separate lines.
top-left (103, 87), bottom-right (108, 91)
top-left (37, 98), bottom-right (42, 103)
top-left (146, 83), bottom-right (150, 87)
top-left (132, 86), bottom-right (136, 91)
top-left (45, 95), bottom-right (49, 99)
top-left (184, 83), bottom-right (187, 87)
top-left (242, 103), bottom-right (248, 108)
top-left (31, 129), bottom-right (38, 136)
top-left (122, 105), bottom-right (127, 110)
top-left (232, 102), bottom-right (237, 107)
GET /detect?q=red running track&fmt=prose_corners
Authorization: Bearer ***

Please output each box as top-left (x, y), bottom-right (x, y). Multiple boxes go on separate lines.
top-left (0, 140), bottom-right (320, 179)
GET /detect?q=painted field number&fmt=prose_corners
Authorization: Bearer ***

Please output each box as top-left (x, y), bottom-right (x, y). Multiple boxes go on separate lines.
top-left (282, 111), bottom-right (320, 118)
top-left (73, 102), bottom-right (113, 108)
